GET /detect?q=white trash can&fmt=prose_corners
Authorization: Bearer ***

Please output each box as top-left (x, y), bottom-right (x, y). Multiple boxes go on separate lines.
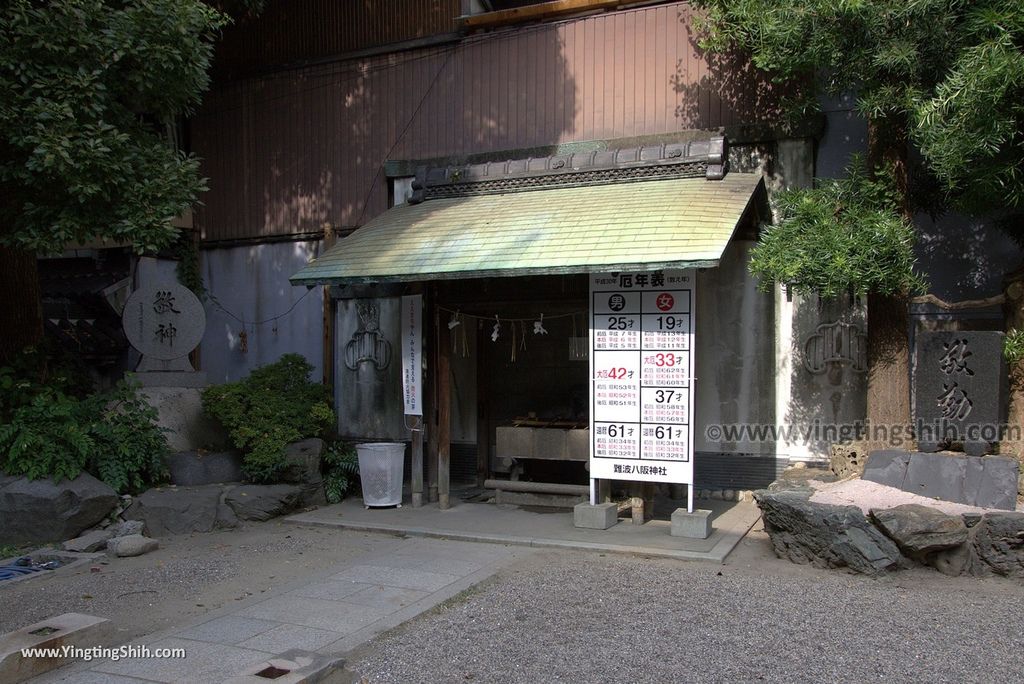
top-left (355, 442), bottom-right (405, 507)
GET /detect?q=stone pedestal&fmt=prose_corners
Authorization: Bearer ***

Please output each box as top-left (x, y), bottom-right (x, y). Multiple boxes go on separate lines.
top-left (671, 508), bottom-right (713, 539)
top-left (573, 502), bottom-right (618, 530)
top-left (0, 613), bottom-right (113, 683)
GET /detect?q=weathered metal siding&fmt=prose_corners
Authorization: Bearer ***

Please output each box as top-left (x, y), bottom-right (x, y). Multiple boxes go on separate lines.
top-left (213, 0), bottom-right (462, 79)
top-left (193, 2), bottom-right (781, 243)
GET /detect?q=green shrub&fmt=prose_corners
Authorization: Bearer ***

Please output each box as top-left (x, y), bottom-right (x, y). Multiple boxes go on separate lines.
top-left (322, 441), bottom-right (360, 504)
top-left (0, 380), bottom-right (169, 494)
top-left (89, 382), bottom-right (171, 494)
top-left (749, 157), bottom-right (927, 298)
top-left (201, 354), bottom-right (335, 483)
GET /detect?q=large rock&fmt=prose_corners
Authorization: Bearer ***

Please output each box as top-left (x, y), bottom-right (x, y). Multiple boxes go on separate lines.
top-left (971, 512), bottom-right (1024, 577)
top-left (107, 534), bottom-right (159, 557)
top-left (830, 442), bottom-right (867, 479)
top-left (282, 439), bottom-right (328, 506)
top-left (755, 490), bottom-right (905, 575)
top-left (123, 485), bottom-right (237, 536)
top-left (869, 504), bottom-right (968, 557)
top-left (224, 484), bottom-right (307, 521)
top-left (0, 474), bottom-right (118, 545)
top-left (62, 528), bottom-right (115, 553)
top-left (766, 466), bottom-right (836, 493)
top-left (283, 439), bottom-right (323, 483)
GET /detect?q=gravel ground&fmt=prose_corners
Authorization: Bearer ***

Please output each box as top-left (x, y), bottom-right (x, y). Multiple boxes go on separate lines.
top-left (0, 523), bottom-right (398, 638)
top-left (351, 548), bottom-right (1024, 684)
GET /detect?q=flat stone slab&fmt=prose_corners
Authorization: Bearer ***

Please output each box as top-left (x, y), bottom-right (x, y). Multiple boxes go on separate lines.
top-left (62, 529), bottom-right (115, 553)
top-left (166, 450), bottom-right (243, 486)
top-left (0, 613), bottom-right (112, 683)
top-left (862, 450), bottom-right (1018, 511)
top-left (862, 450), bottom-right (912, 489)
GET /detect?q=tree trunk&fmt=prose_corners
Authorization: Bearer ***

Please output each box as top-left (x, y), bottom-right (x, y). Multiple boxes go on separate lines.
top-left (1002, 274), bottom-right (1024, 461)
top-left (866, 291), bottom-right (910, 447)
top-left (0, 245), bottom-right (43, 364)
top-left (865, 116), bottom-right (912, 448)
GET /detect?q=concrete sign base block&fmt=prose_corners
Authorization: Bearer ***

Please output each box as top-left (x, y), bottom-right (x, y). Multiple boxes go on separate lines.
top-left (222, 649), bottom-right (346, 684)
top-left (0, 613), bottom-right (112, 683)
top-left (573, 502), bottom-right (619, 530)
top-left (671, 508), bottom-right (713, 539)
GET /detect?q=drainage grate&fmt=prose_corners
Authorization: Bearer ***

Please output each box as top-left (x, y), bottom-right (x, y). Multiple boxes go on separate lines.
top-left (255, 665), bottom-right (290, 679)
top-left (29, 626), bottom-right (60, 636)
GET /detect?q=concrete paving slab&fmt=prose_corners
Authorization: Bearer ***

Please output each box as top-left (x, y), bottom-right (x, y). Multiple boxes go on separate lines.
top-left (89, 637), bottom-right (271, 683)
top-left (344, 585), bottom-right (429, 611)
top-left (236, 624), bottom-right (344, 653)
top-left (288, 498), bottom-right (759, 562)
top-left (39, 673), bottom-right (154, 684)
top-left (374, 553), bottom-right (484, 576)
top-left (328, 565), bottom-right (459, 592)
top-left (174, 616), bottom-right (278, 645)
top-left (287, 580), bottom-right (375, 602)
top-left (235, 595), bottom-right (392, 633)
top-left (35, 535), bottom-right (535, 683)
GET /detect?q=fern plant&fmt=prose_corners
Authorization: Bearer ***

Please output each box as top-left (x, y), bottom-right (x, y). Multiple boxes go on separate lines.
top-left (0, 380), bottom-right (168, 493)
top-left (322, 441), bottom-right (360, 504)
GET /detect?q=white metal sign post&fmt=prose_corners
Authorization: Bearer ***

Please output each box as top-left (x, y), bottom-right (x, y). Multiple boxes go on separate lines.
top-left (589, 270), bottom-right (696, 512)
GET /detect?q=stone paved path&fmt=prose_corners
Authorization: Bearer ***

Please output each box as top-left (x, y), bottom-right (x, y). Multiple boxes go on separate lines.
top-left (36, 537), bottom-right (533, 683)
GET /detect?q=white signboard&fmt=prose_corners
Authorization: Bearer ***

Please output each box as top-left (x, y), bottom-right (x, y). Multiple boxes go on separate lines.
top-left (589, 270), bottom-right (695, 485)
top-left (400, 295), bottom-right (422, 416)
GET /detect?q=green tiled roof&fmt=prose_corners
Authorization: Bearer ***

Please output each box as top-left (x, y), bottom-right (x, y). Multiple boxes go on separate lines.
top-left (290, 174), bottom-right (765, 285)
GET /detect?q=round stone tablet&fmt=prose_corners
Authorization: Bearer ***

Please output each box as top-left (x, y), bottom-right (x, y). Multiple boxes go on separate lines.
top-left (122, 283), bottom-right (206, 360)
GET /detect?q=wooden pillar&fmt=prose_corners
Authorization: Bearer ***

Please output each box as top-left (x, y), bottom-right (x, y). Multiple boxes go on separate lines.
top-left (438, 310), bottom-right (452, 510)
top-left (476, 320), bottom-right (489, 487)
top-left (321, 223), bottom-right (337, 389)
top-left (411, 415), bottom-right (424, 507)
top-left (426, 287), bottom-right (439, 503)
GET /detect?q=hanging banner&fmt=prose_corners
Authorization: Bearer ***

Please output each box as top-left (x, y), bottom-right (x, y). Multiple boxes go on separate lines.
top-left (589, 269), bottom-right (695, 484)
top-left (401, 294), bottom-right (423, 416)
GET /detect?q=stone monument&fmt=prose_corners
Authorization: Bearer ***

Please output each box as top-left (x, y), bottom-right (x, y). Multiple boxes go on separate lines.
top-left (121, 281), bottom-right (225, 454)
top-left (122, 282), bottom-right (206, 387)
top-left (914, 331), bottom-right (1007, 456)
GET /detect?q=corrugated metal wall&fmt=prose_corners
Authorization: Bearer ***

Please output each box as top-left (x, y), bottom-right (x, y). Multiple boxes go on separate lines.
top-left (213, 0), bottom-right (462, 79)
top-left (192, 1), bottom-right (781, 243)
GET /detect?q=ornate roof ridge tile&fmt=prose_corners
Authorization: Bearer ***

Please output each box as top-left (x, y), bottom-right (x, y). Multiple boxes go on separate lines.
top-left (409, 136), bottom-right (727, 204)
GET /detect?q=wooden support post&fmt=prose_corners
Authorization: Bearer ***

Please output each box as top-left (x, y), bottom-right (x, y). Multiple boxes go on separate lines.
top-left (411, 415), bottom-right (424, 508)
top-left (476, 320), bottom-right (489, 487)
top-left (426, 289), bottom-right (439, 503)
top-left (321, 223), bottom-right (336, 389)
top-left (438, 314), bottom-right (452, 510)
